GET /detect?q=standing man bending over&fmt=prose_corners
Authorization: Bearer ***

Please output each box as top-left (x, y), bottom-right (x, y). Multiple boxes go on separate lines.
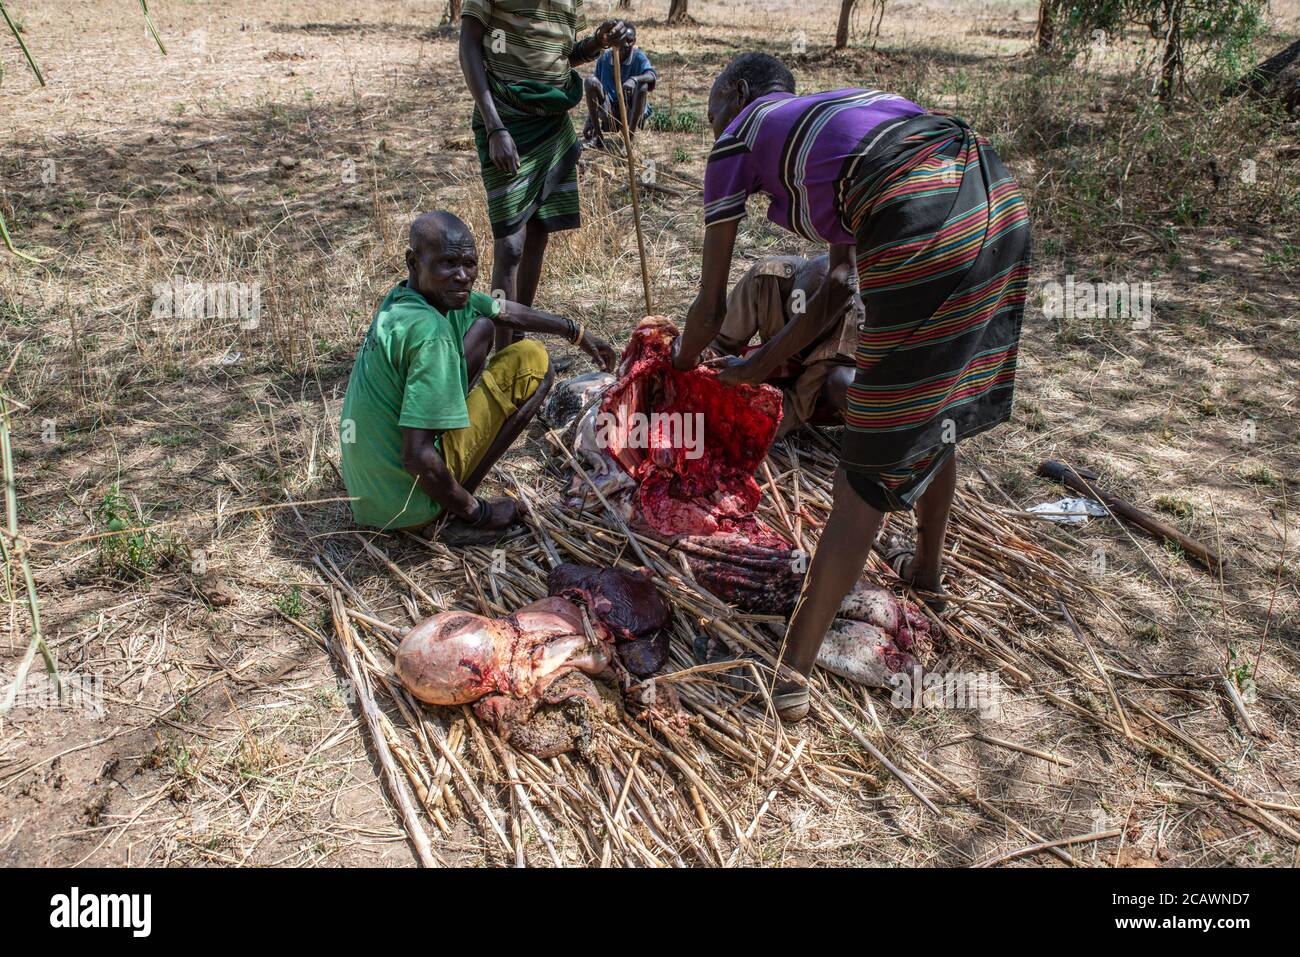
top-left (340, 211), bottom-right (616, 540)
top-left (674, 54), bottom-right (1030, 721)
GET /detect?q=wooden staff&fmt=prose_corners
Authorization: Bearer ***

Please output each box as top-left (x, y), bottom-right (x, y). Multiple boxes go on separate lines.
top-left (1037, 460), bottom-right (1225, 574)
top-left (611, 45), bottom-right (654, 317)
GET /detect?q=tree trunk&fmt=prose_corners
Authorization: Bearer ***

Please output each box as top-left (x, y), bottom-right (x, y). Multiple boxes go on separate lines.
top-left (618, 0), bottom-right (632, 9)
top-left (835, 0), bottom-right (858, 50)
top-left (1034, 0), bottom-right (1056, 53)
top-left (666, 0), bottom-right (690, 25)
top-left (446, 0), bottom-right (462, 24)
top-left (1158, 0), bottom-right (1183, 103)
top-left (867, 0), bottom-right (888, 44)
top-left (1223, 37), bottom-right (1300, 109)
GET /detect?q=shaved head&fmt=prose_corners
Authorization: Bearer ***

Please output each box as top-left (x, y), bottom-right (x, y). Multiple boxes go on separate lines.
top-left (405, 211), bottom-right (480, 312)
top-left (410, 210), bottom-right (474, 255)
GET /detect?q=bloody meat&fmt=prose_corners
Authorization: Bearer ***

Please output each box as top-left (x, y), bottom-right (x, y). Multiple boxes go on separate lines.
top-left (396, 598), bottom-right (613, 706)
top-left (548, 562), bottom-right (672, 676)
top-left (817, 580), bottom-right (936, 685)
top-left (599, 317), bottom-right (803, 611)
top-left (395, 597), bottom-right (617, 756)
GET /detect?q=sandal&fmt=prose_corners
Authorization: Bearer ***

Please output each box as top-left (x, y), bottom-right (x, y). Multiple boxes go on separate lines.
top-left (883, 544), bottom-right (949, 614)
top-left (773, 684), bottom-right (811, 724)
top-left (438, 519), bottom-right (522, 547)
top-left (707, 649), bottom-right (812, 722)
top-left (706, 649), bottom-right (768, 695)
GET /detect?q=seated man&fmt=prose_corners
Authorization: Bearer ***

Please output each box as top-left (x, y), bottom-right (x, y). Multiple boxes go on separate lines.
top-left (582, 22), bottom-right (656, 147)
top-left (709, 254), bottom-right (861, 438)
top-left (339, 210), bottom-right (616, 541)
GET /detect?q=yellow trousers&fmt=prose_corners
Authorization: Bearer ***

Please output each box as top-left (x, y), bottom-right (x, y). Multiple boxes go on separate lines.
top-left (441, 339), bottom-right (549, 483)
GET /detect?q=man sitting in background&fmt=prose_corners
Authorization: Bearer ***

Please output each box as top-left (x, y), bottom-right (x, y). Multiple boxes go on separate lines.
top-left (710, 254), bottom-right (862, 438)
top-left (582, 22), bottom-right (656, 147)
top-left (339, 211), bottom-right (616, 542)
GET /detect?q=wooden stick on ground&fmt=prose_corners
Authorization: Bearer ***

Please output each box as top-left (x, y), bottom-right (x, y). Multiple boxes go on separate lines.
top-left (611, 45), bottom-right (653, 316)
top-left (970, 733), bottom-right (1074, 768)
top-left (809, 688), bottom-right (942, 816)
top-left (1037, 460), bottom-right (1225, 574)
top-left (973, 828), bottom-right (1122, 868)
top-left (1220, 674), bottom-right (1260, 737)
top-left (328, 589), bottom-right (443, 867)
top-left (1059, 597), bottom-right (1131, 738)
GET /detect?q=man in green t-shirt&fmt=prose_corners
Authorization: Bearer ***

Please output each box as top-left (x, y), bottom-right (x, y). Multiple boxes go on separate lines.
top-left (339, 210), bottom-right (616, 539)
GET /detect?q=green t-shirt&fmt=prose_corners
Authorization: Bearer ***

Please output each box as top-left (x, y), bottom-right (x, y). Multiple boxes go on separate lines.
top-left (339, 283), bottom-right (500, 529)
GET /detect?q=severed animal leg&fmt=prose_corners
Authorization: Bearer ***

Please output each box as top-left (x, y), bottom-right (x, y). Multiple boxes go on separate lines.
top-left (815, 618), bottom-right (919, 688)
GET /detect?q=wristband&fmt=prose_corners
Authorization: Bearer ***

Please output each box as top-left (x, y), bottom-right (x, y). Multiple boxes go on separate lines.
top-left (487, 127), bottom-right (508, 140)
top-left (572, 321), bottom-right (585, 346)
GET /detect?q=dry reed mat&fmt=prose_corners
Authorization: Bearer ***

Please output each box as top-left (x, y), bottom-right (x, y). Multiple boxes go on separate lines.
top-left (292, 426), bottom-right (1298, 867)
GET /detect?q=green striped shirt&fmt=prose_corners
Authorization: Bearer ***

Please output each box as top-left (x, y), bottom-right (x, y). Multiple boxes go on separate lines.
top-left (463, 0), bottom-right (588, 86)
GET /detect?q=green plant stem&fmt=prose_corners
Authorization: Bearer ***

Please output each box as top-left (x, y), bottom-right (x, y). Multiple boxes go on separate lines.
top-left (139, 0), bottom-right (167, 55)
top-left (0, 206), bottom-right (43, 264)
top-left (0, 395), bottom-right (58, 717)
top-left (0, 0), bottom-right (44, 86)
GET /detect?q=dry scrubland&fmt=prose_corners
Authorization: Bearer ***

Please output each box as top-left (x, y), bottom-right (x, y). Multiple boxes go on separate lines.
top-left (0, 0), bottom-right (1297, 866)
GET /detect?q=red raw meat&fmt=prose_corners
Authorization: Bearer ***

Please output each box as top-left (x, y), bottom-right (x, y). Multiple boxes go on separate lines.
top-left (547, 563), bottom-right (670, 641)
top-left (548, 563), bottom-right (672, 676)
top-left (599, 317), bottom-right (803, 611)
top-left (601, 317), bottom-right (784, 539)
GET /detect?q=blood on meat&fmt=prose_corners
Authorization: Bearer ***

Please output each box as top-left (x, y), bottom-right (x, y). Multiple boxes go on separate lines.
top-left (599, 317), bottom-right (803, 611)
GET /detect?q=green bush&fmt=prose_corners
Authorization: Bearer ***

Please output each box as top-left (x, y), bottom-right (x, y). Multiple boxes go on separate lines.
top-left (648, 108), bottom-right (705, 134)
top-left (95, 485), bottom-right (179, 578)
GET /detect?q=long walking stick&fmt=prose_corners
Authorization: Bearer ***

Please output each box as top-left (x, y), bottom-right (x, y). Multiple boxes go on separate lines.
top-left (611, 46), bottom-right (654, 316)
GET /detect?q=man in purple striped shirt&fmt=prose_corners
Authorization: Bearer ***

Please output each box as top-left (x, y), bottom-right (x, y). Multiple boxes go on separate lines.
top-left (700, 87), bottom-right (925, 243)
top-left (675, 53), bottom-right (1030, 723)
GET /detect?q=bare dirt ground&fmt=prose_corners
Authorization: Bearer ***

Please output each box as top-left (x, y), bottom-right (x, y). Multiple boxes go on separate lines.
top-left (1, 0), bottom-right (1297, 867)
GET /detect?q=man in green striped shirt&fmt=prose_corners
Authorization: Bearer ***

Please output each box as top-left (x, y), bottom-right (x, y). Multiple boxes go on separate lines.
top-left (459, 1), bottom-right (630, 351)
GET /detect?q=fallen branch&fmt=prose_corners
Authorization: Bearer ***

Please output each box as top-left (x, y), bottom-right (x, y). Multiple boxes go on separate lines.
top-left (973, 828), bottom-right (1122, 868)
top-left (328, 589), bottom-right (443, 867)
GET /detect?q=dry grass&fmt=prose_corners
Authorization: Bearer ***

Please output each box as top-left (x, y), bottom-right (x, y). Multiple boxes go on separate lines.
top-left (0, 0), bottom-right (1297, 867)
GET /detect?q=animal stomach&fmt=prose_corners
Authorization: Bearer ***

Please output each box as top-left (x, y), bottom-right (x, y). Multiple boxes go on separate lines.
top-left (396, 597), bottom-right (614, 706)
